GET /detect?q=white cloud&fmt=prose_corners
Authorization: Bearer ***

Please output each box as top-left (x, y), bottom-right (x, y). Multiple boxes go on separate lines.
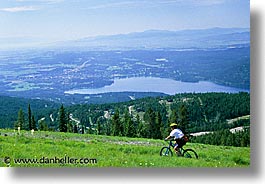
top-left (0, 0), bottom-right (64, 12)
top-left (188, 0), bottom-right (228, 6)
top-left (84, 0), bottom-right (230, 10)
top-left (150, 0), bottom-right (229, 6)
top-left (85, 1), bottom-right (138, 10)
top-left (0, 6), bottom-right (39, 12)
top-left (15, 0), bottom-right (64, 3)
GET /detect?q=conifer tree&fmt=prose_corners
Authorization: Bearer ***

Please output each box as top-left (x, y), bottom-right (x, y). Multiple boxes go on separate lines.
top-left (28, 104), bottom-right (32, 130)
top-left (16, 108), bottom-right (25, 130)
top-left (136, 114), bottom-right (144, 137)
top-left (169, 109), bottom-right (178, 124)
top-left (96, 117), bottom-right (103, 135)
top-left (39, 119), bottom-right (48, 131)
top-left (128, 117), bottom-right (136, 138)
top-left (111, 109), bottom-right (121, 136)
top-left (81, 125), bottom-right (85, 134)
top-left (105, 120), bottom-right (112, 136)
top-left (144, 107), bottom-right (156, 138)
top-left (155, 112), bottom-right (163, 139)
top-left (59, 105), bottom-right (67, 132)
top-left (124, 110), bottom-right (136, 137)
top-left (178, 104), bottom-right (188, 133)
top-left (31, 115), bottom-right (37, 130)
top-left (123, 110), bottom-right (130, 136)
top-left (123, 109), bottom-right (136, 137)
top-left (73, 124), bottom-right (78, 133)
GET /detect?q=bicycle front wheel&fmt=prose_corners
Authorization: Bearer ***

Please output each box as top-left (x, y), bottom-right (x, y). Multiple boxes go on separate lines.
top-left (182, 149), bottom-right (198, 159)
top-left (160, 147), bottom-right (173, 156)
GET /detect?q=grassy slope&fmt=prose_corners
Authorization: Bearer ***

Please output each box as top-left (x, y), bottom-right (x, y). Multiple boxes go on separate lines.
top-left (0, 129), bottom-right (250, 168)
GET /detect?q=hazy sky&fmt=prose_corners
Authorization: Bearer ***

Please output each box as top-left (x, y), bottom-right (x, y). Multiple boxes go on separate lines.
top-left (0, 0), bottom-right (250, 43)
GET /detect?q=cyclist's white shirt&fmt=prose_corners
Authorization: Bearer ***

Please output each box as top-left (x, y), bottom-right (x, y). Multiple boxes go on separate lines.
top-left (170, 128), bottom-right (184, 139)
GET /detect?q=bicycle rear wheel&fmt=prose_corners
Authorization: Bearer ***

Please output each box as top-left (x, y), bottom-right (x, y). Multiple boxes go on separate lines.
top-left (160, 147), bottom-right (173, 156)
top-left (182, 149), bottom-right (198, 159)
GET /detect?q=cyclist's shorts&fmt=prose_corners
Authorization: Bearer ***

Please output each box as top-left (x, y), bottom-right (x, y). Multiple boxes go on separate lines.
top-left (174, 139), bottom-right (186, 148)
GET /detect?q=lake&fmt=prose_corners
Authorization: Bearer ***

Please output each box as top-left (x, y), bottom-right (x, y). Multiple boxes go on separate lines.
top-left (64, 77), bottom-right (249, 95)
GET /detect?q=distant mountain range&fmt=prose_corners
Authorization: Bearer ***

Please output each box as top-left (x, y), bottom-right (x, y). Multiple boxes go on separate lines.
top-left (52, 27), bottom-right (250, 50)
top-left (0, 27), bottom-right (249, 50)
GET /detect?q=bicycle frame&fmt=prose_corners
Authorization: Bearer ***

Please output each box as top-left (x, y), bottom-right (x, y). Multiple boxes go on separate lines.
top-left (160, 139), bottom-right (198, 158)
top-left (167, 140), bottom-right (184, 154)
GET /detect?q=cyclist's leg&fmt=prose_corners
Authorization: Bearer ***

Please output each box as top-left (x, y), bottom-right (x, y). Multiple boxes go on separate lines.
top-left (174, 142), bottom-right (182, 156)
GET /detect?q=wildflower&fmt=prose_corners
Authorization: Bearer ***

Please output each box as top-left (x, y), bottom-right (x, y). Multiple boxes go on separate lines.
top-left (31, 129), bottom-right (34, 135)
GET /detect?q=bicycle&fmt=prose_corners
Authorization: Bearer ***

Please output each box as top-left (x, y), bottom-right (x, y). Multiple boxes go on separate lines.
top-left (160, 139), bottom-right (198, 159)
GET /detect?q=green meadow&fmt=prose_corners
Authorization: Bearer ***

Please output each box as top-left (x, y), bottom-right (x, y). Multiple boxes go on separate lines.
top-left (0, 129), bottom-right (250, 167)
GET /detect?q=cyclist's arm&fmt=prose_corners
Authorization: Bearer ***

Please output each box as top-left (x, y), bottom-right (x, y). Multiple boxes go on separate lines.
top-left (165, 135), bottom-right (174, 140)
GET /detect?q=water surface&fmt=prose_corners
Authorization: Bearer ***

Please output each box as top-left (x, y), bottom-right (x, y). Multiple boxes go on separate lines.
top-left (65, 77), bottom-right (249, 95)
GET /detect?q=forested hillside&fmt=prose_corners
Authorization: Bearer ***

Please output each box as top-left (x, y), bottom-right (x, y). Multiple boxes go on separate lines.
top-left (0, 96), bottom-right (59, 128)
top-left (66, 92), bottom-right (250, 147)
top-left (1, 92), bottom-right (250, 147)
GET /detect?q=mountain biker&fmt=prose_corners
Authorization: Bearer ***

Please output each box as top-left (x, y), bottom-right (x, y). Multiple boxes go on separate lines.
top-left (165, 123), bottom-right (185, 156)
